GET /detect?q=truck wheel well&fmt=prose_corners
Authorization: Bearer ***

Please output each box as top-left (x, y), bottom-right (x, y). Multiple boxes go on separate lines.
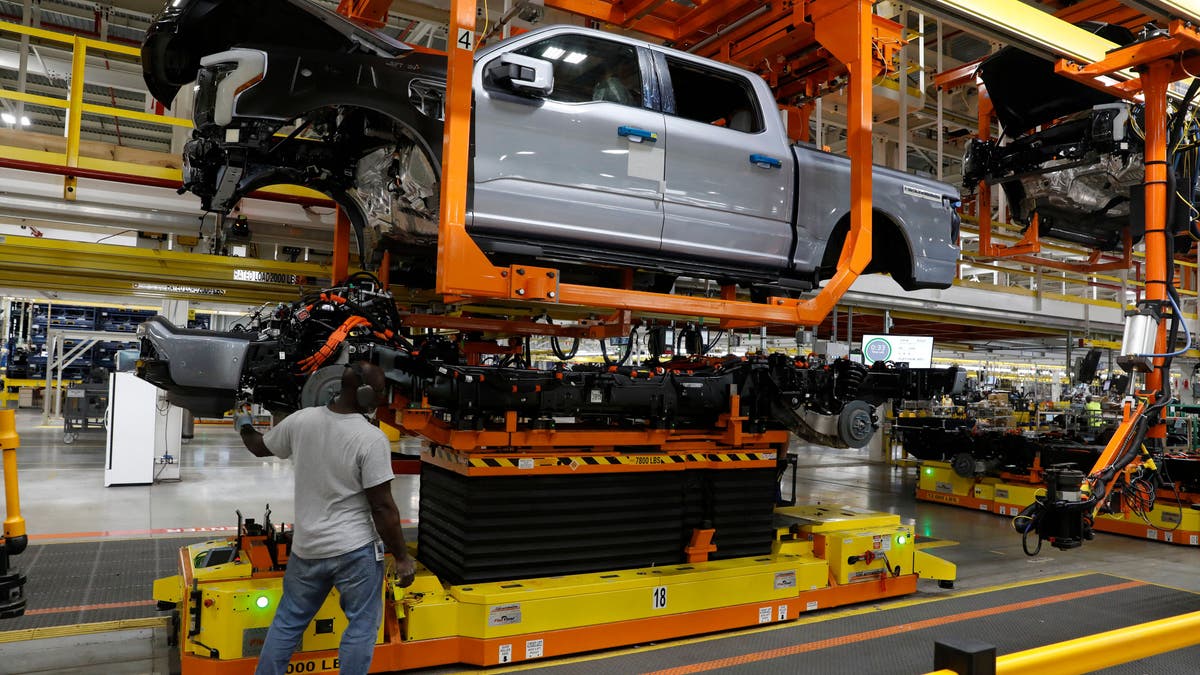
top-left (819, 210), bottom-right (916, 290)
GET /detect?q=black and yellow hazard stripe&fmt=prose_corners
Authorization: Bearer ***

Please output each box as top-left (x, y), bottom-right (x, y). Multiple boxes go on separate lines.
top-left (457, 452), bottom-right (777, 467)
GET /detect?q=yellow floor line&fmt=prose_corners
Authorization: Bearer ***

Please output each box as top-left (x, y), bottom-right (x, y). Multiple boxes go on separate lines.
top-left (915, 539), bottom-right (960, 550)
top-left (0, 616), bottom-right (168, 643)
top-left (443, 571), bottom-right (1103, 674)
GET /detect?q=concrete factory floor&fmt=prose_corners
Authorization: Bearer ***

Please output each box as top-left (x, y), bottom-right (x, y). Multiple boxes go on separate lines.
top-left (3, 410), bottom-right (1198, 674)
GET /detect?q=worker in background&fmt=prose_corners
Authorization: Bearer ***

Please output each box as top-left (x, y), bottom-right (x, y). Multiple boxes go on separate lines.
top-left (234, 362), bottom-right (416, 675)
top-left (1085, 395), bottom-right (1102, 429)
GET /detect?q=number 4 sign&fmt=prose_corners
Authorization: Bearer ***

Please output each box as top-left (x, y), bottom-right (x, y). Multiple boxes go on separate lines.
top-left (457, 28), bottom-right (475, 51)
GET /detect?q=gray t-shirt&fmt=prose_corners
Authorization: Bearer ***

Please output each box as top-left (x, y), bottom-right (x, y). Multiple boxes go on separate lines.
top-left (263, 406), bottom-right (394, 559)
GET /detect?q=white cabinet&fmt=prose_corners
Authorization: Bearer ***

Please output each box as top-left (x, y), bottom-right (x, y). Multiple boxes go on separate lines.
top-left (105, 372), bottom-right (182, 486)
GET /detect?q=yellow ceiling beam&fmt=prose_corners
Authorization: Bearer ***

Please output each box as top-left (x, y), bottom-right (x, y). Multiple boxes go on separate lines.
top-left (0, 234), bottom-right (331, 306)
top-left (907, 0), bottom-right (1121, 64)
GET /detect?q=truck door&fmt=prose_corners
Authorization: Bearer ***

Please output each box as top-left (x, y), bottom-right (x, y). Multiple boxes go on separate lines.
top-left (656, 55), bottom-right (793, 272)
top-left (472, 32), bottom-right (666, 254)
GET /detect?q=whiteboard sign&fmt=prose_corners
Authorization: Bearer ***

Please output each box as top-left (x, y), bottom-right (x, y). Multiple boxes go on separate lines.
top-left (860, 335), bottom-right (933, 368)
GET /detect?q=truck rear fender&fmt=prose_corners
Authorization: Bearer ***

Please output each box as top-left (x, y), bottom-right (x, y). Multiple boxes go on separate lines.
top-left (819, 208), bottom-right (918, 290)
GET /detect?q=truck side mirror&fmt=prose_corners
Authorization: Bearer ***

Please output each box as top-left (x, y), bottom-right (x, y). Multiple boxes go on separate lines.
top-left (485, 53), bottom-right (554, 97)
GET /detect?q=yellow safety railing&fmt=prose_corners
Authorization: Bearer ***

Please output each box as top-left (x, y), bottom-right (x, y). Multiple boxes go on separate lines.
top-left (0, 19), bottom-right (193, 198)
top-left (0, 19), bottom-right (321, 201)
top-left (924, 609), bottom-right (1200, 675)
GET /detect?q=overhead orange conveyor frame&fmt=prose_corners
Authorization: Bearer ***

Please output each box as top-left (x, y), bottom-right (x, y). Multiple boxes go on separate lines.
top-left (422, 0), bottom-right (885, 328)
top-left (335, 0), bottom-right (393, 28)
top-left (925, 0), bottom-right (1172, 274)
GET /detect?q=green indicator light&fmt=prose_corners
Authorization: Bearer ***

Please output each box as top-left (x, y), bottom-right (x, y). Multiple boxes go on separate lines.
top-left (256, 596), bottom-right (270, 609)
top-left (924, 468), bottom-right (933, 475)
top-left (896, 535), bottom-right (907, 545)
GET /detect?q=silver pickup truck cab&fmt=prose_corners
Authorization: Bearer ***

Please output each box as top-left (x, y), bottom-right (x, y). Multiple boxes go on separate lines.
top-left (142, 1), bottom-right (960, 294)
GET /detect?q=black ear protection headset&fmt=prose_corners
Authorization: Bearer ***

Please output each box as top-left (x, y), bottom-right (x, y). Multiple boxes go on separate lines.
top-left (346, 361), bottom-right (378, 410)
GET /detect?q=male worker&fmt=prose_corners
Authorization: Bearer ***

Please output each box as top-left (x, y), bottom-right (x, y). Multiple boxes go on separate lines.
top-left (1085, 395), bottom-right (1102, 429)
top-left (234, 361), bottom-right (416, 675)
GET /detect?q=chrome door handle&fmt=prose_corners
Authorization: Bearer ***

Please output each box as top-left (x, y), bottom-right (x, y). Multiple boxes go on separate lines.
top-left (618, 126), bottom-right (658, 143)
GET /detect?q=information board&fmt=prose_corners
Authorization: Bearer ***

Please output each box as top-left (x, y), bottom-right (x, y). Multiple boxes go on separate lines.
top-left (860, 334), bottom-right (934, 368)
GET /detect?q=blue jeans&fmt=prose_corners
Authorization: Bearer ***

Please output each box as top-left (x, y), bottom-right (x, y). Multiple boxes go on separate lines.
top-left (255, 543), bottom-right (383, 675)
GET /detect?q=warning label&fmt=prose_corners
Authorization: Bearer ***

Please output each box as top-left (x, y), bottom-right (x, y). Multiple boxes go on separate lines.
top-left (525, 639), bottom-right (544, 659)
top-left (774, 570), bottom-right (796, 589)
top-left (488, 604), bottom-right (522, 627)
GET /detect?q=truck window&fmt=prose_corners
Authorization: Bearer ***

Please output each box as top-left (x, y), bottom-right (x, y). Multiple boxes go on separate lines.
top-left (664, 57), bottom-right (763, 133)
top-left (513, 35), bottom-right (643, 108)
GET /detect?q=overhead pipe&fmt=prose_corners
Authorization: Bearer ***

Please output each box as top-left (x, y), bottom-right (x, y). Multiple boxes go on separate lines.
top-left (685, 6), bottom-right (772, 54)
top-left (0, 191), bottom-right (338, 250)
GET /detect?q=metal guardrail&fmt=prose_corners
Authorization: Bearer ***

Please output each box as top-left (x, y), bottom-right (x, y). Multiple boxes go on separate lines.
top-left (0, 19), bottom-right (192, 198)
top-left (927, 609), bottom-right (1200, 674)
top-left (0, 19), bottom-right (323, 203)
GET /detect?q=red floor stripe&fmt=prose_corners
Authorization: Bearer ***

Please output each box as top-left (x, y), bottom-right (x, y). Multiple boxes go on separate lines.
top-left (642, 580), bottom-right (1148, 674)
top-left (25, 599), bottom-right (158, 616)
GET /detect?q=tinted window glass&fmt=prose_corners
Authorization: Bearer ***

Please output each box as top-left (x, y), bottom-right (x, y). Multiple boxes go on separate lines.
top-left (515, 35), bottom-right (643, 107)
top-left (665, 57), bottom-right (762, 133)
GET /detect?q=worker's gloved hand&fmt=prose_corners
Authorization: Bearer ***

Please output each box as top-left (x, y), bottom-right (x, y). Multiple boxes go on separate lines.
top-left (233, 412), bottom-right (255, 432)
top-left (395, 552), bottom-right (417, 588)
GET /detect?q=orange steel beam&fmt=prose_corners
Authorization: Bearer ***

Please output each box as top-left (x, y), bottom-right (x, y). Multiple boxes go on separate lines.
top-left (332, 206), bottom-right (351, 284)
top-left (397, 313), bottom-right (621, 338)
top-left (1054, 0), bottom-right (1148, 30)
top-left (674, 1), bottom-right (763, 45)
top-left (973, 87), bottom-right (1044, 259)
top-left (335, 0), bottom-right (392, 28)
top-left (692, 6), bottom-right (794, 61)
top-left (436, 0), bottom-right (880, 327)
top-left (543, 0), bottom-right (679, 40)
top-left (782, 103), bottom-right (814, 143)
top-left (1055, 21), bottom-right (1200, 99)
top-left (933, 56), bottom-right (985, 91)
top-left (617, 0), bottom-right (669, 27)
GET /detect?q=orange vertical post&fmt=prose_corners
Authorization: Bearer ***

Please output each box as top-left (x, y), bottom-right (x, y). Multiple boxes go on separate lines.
top-left (975, 87), bottom-right (1040, 258)
top-left (800, 0), bottom-right (875, 317)
top-left (976, 89), bottom-right (995, 254)
top-left (333, 207), bottom-right (351, 284)
top-left (435, 0), bottom-right (509, 299)
top-left (1140, 60), bottom-right (1173, 440)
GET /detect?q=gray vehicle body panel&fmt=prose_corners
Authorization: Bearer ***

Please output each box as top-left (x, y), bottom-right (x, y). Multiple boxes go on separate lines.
top-left (794, 145), bottom-right (960, 286)
top-left (471, 91), bottom-right (668, 252)
top-left (470, 26), bottom-right (958, 285)
top-left (176, 22), bottom-right (959, 288)
top-left (136, 317), bottom-right (249, 391)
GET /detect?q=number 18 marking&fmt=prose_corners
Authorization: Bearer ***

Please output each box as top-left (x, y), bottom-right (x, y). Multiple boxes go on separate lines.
top-left (652, 586), bottom-right (667, 610)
